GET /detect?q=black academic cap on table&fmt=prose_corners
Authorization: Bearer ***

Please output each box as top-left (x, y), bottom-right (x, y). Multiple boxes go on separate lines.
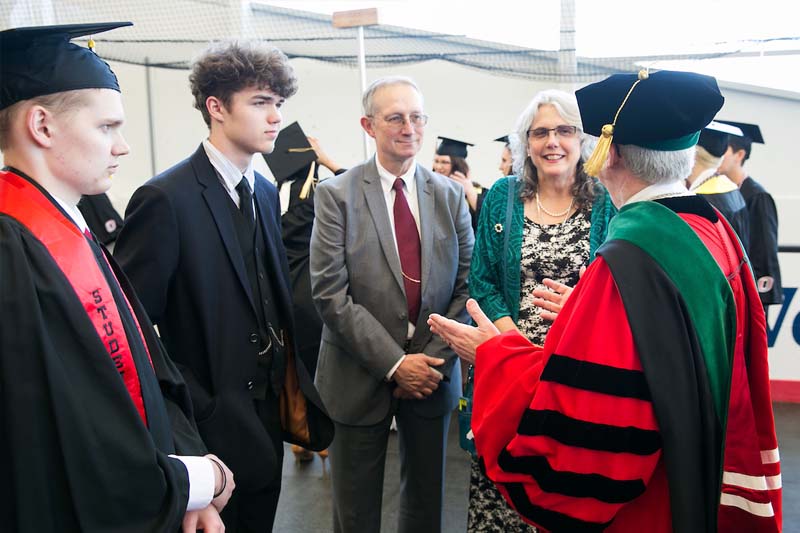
top-left (494, 135), bottom-right (510, 145)
top-left (262, 122), bottom-right (317, 182)
top-left (0, 22), bottom-right (132, 111)
top-left (715, 120), bottom-right (764, 144)
top-left (698, 121), bottom-right (744, 157)
top-left (577, 70), bottom-right (724, 176)
top-left (436, 137), bottom-right (474, 159)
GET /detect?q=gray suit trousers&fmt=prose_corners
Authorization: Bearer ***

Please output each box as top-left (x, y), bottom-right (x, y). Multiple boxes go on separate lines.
top-left (330, 402), bottom-right (451, 533)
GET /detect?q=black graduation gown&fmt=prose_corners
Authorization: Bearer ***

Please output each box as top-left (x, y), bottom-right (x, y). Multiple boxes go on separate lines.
top-left (470, 183), bottom-right (487, 232)
top-left (700, 188), bottom-right (750, 253)
top-left (280, 176), bottom-right (323, 376)
top-left (740, 177), bottom-right (783, 305)
top-left (78, 192), bottom-right (124, 245)
top-left (0, 209), bottom-right (206, 532)
top-left (280, 168), bottom-right (346, 376)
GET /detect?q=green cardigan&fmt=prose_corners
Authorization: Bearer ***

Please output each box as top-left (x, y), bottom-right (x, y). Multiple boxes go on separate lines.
top-left (469, 175), bottom-right (616, 323)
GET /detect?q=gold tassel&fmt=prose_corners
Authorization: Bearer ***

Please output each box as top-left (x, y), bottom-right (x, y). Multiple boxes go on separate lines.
top-left (582, 69), bottom-right (650, 177)
top-left (583, 124), bottom-right (614, 177)
top-left (299, 161), bottom-right (316, 200)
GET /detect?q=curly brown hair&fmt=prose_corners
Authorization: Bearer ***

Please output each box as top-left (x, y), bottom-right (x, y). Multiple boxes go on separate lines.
top-left (190, 41), bottom-right (298, 127)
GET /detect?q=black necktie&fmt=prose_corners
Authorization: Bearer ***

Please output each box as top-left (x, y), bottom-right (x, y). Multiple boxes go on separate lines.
top-left (236, 177), bottom-right (255, 234)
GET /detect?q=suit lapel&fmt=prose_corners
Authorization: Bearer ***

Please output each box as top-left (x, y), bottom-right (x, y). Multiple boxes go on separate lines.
top-left (191, 146), bottom-right (256, 313)
top-left (362, 159), bottom-right (405, 292)
top-left (416, 167), bottom-right (435, 312)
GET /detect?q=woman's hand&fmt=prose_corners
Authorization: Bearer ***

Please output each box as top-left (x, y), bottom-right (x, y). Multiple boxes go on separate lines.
top-left (532, 268), bottom-right (583, 321)
top-left (428, 299), bottom-right (500, 365)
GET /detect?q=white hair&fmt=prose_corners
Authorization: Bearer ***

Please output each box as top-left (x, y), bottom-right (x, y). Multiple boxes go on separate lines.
top-left (617, 144), bottom-right (696, 185)
top-left (361, 76), bottom-right (422, 116)
top-left (508, 89), bottom-right (585, 177)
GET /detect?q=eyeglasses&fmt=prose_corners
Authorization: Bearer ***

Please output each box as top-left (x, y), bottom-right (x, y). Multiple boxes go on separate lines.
top-left (527, 125), bottom-right (579, 140)
top-left (369, 113), bottom-right (429, 128)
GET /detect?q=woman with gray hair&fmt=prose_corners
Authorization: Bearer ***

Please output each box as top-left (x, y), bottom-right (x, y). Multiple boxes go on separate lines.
top-left (465, 89), bottom-right (616, 532)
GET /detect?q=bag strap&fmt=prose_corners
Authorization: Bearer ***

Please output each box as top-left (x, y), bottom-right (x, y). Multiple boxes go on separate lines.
top-left (502, 176), bottom-right (515, 285)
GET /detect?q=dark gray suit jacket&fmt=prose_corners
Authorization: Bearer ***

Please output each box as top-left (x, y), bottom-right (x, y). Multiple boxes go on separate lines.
top-left (310, 157), bottom-right (474, 425)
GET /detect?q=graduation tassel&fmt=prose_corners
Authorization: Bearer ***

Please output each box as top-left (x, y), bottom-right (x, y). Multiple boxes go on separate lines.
top-left (583, 124), bottom-right (614, 177)
top-left (583, 69), bottom-right (650, 177)
top-left (299, 161), bottom-right (316, 200)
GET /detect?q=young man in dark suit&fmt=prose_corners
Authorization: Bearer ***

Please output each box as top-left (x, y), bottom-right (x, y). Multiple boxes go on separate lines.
top-left (115, 41), bottom-right (332, 532)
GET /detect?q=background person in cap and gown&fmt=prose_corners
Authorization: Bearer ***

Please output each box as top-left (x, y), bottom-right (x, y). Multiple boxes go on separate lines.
top-left (496, 135), bottom-right (514, 177)
top-left (264, 121), bottom-right (346, 462)
top-left (429, 69), bottom-right (781, 533)
top-left (0, 23), bottom-right (234, 532)
top-left (717, 120), bottom-right (783, 311)
top-left (114, 40), bottom-right (333, 532)
top-left (432, 136), bottom-right (486, 230)
top-left (686, 121), bottom-right (750, 251)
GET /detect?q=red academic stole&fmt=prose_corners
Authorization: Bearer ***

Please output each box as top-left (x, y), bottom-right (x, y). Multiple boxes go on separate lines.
top-left (0, 171), bottom-right (151, 425)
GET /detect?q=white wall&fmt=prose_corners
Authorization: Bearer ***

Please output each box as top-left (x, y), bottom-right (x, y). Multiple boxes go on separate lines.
top-left (106, 58), bottom-right (561, 211)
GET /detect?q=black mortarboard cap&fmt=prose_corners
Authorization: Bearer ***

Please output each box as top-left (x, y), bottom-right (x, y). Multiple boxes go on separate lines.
top-left (715, 120), bottom-right (764, 144)
top-left (262, 122), bottom-right (317, 182)
top-left (698, 121), bottom-right (744, 157)
top-left (436, 137), bottom-right (473, 159)
top-left (577, 70), bottom-right (724, 176)
top-left (0, 22), bottom-right (132, 111)
top-left (577, 70), bottom-right (724, 150)
top-left (494, 135), bottom-right (510, 145)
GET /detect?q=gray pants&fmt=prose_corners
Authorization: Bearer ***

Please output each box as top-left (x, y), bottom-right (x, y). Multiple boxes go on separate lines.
top-left (330, 402), bottom-right (451, 533)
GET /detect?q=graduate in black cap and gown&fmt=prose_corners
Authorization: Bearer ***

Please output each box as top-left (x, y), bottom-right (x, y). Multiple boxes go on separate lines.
top-left (433, 136), bottom-right (486, 230)
top-left (717, 120), bottom-right (783, 310)
top-left (0, 23), bottom-right (234, 532)
top-left (264, 122), bottom-right (345, 462)
top-left (495, 135), bottom-right (513, 177)
top-left (686, 121), bottom-right (750, 251)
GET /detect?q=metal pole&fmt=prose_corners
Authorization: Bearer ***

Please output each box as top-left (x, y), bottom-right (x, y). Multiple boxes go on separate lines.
top-left (358, 25), bottom-right (370, 159)
top-left (559, 0), bottom-right (577, 89)
top-left (144, 58), bottom-right (157, 177)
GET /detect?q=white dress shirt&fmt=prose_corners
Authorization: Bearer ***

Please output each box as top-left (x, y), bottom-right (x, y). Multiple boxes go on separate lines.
top-left (375, 156), bottom-right (422, 379)
top-left (203, 138), bottom-right (256, 216)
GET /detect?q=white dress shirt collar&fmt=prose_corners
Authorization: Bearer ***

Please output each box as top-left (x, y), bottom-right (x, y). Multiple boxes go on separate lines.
top-left (375, 156), bottom-right (417, 197)
top-left (624, 180), bottom-right (692, 206)
top-left (203, 139), bottom-right (255, 197)
top-left (53, 195), bottom-right (89, 234)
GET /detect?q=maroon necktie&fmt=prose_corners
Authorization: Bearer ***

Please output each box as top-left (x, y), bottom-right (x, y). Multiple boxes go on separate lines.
top-left (392, 178), bottom-right (421, 324)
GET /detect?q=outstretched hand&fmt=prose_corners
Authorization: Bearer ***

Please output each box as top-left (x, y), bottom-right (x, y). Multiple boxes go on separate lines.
top-left (532, 267), bottom-right (584, 321)
top-left (428, 299), bottom-right (499, 365)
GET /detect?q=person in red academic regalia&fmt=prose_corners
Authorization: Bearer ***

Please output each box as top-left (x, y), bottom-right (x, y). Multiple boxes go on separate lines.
top-left (429, 70), bottom-right (781, 533)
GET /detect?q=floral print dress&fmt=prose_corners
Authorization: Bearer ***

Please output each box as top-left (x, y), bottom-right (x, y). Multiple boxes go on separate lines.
top-left (467, 206), bottom-right (591, 533)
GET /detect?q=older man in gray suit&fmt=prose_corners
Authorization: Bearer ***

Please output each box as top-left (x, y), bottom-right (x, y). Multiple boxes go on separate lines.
top-left (310, 76), bottom-right (474, 533)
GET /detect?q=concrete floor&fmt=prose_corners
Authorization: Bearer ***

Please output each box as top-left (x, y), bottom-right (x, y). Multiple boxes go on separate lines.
top-left (275, 403), bottom-right (799, 532)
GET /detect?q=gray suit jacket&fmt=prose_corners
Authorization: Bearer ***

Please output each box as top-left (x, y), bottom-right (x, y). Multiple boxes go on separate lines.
top-left (310, 158), bottom-right (474, 425)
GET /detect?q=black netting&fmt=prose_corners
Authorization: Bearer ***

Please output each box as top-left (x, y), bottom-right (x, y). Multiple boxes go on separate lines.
top-left (1, 1), bottom-right (794, 82)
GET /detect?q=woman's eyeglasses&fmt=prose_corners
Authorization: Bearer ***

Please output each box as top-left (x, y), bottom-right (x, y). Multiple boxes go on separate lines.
top-left (527, 125), bottom-right (578, 140)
